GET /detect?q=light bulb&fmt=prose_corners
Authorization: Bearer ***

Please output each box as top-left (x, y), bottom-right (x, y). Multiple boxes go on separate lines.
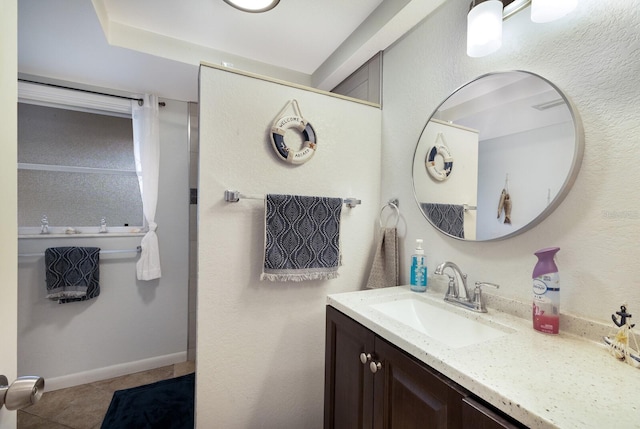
top-left (467, 0), bottom-right (503, 58)
top-left (223, 0), bottom-right (280, 13)
top-left (531, 0), bottom-right (578, 23)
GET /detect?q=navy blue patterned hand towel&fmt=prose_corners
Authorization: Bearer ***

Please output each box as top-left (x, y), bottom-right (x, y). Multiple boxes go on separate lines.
top-left (421, 203), bottom-right (465, 239)
top-left (45, 247), bottom-right (100, 303)
top-left (261, 194), bottom-right (342, 282)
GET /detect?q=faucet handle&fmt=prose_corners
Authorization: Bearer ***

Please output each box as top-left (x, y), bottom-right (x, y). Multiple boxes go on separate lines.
top-left (474, 281), bottom-right (499, 290)
top-left (472, 282), bottom-right (500, 312)
top-left (445, 276), bottom-right (457, 298)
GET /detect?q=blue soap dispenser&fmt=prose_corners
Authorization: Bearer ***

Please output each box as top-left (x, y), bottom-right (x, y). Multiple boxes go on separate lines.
top-left (410, 239), bottom-right (427, 292)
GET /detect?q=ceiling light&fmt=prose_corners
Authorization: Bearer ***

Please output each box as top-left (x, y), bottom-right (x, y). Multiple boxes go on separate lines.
top-left (467, 0), bottom-right (504, 58)
top-left (467, 0), bottom-right (579, 57)
top-left (531, 0), bottom-right (578, 23)
top-left (223, 0), bottom-right (280, 13)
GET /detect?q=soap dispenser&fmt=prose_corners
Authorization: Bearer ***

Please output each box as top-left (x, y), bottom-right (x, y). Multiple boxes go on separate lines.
top-left (410, 239), bottom-right (427, 292)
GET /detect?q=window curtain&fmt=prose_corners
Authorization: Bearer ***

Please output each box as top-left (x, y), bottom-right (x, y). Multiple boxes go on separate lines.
top-left (132, 94), bottom-right (161, 280)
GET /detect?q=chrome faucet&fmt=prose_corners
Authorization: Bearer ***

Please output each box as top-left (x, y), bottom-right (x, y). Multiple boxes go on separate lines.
top-left (434, 261), bottom-right (470, 301)
top-left (434, 261), bottom-right (499, 313)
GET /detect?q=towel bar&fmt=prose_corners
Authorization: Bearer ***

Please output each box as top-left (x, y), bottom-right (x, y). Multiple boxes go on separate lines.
top-left (224, 190), bottom-right (361, 208)
top-left (18, 246), bottom-right (142, 257)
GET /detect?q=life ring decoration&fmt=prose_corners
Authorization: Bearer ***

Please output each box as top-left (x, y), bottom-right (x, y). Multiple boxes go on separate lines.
top-left (426, 132), bottom-right (454, 181)
top-left (270, 100), bottom-right (317, 165)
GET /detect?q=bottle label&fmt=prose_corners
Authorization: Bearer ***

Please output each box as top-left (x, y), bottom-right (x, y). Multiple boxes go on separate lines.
top-left (410, 256), bottom-right (427, 290)
top-left (533, 272), bottom-right (559, 334)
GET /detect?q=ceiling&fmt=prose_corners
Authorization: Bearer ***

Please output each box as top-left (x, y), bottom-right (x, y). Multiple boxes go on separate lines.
top-left (18, 0), bottom-right (448, 102)
top-left (99, 0), bottom-right (384, 75)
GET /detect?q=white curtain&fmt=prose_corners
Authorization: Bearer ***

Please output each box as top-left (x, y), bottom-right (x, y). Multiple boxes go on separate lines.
top-left (132, 94), bottom-right (161, 280)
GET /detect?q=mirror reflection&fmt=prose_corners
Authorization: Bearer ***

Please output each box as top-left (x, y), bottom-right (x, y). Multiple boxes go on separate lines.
top-left (413, 71), bottom-right (584, 241)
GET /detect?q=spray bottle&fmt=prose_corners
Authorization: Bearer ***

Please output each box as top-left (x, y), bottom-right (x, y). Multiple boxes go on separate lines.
top-left (410, 239), bottom-right (427, 292)
top-left (532, 247), bottom-right (560, 334)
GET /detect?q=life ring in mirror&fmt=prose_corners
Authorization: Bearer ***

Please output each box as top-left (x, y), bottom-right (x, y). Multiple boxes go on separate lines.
top-left (426, 133), bottom-right (453, 181)
top-left (270, 100), bottom-right (317, 165)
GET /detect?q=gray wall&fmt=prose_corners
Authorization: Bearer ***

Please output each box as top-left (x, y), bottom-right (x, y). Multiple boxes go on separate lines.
top-left (17, 98), bottom-right (190, 390)
top-left (187, 101), bottom-right (198, 361)
top-left (331, 52), bottom-right (382, 104)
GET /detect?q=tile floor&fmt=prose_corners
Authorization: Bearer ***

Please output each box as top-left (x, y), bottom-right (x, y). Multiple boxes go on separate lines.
top-left (17, 361), bottom-right (196, 429)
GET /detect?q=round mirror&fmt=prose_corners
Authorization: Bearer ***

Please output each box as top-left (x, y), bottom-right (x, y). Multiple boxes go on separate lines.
top-left (413, 71), bottom-right (584, 241)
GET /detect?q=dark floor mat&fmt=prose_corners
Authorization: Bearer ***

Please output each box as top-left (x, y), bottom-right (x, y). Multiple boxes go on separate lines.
top-left (101, 373), bottom-right (194, 429)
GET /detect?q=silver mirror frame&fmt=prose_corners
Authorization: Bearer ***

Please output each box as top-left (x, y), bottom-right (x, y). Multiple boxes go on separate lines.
top-left (412, 70), bottom-right (584, 241)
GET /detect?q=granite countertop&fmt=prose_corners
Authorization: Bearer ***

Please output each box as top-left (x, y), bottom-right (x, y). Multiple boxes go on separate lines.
top-left (327, 285), bottom-right (640, 429)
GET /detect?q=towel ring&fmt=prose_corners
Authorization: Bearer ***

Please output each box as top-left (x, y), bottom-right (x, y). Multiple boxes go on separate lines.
top-left (379, 202), bottom-right (400, 228)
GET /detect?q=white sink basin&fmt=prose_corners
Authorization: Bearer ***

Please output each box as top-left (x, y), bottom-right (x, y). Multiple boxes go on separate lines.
top-left (370, 297), bottom-right (511, 348)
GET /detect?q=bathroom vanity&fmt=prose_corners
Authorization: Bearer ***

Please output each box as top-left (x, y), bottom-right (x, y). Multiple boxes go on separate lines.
top-left (324, 305), bottom-right (522, 428)
top-left (324, 286), bottom-right (640, 429)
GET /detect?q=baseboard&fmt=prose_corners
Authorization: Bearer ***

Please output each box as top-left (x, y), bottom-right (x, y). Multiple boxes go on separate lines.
top-left (45, 351), bottom-right (188, 392)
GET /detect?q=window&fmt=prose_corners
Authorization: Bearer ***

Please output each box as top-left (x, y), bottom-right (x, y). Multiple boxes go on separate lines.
top-left (17, 83), bottom-right (144, 234)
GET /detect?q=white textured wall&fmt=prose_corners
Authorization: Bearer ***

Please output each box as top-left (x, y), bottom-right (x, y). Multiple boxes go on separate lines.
top-left (17, 99), bottom-right (190, 387)
top-left (197, 66), bottom-right (381, 428)
top-left (382, 0), bottom-right (640, 322)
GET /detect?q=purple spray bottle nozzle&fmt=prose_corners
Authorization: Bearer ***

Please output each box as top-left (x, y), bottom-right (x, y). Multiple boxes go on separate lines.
top-left (533, 247), bottom-right (560, 278)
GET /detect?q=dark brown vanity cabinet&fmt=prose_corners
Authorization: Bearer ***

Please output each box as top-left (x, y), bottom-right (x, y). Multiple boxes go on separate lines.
top-left (324, 305), bottom-right (375, 429)
top-left (324, 306), bottom-right (524, 429)
top-left (462, 398), bottom-right (524, 429)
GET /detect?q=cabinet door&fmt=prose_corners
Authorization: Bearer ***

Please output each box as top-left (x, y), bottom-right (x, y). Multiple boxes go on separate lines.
top-left (325, 306), bottom-right (376, 429)
top-left (373, 337), bottom-right (466, 429)
top-left (462, 398), bottom-right (525, 429)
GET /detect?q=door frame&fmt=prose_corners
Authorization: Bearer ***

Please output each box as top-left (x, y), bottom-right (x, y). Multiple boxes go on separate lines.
top-left (0, 0), bottom-right (19, 427)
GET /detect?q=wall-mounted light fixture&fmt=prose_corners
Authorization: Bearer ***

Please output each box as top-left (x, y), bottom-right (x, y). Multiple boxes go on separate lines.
top-left (467, 0), bottom-right (504, 58)
top-left (467, 0), bottom-right (578, 57)
top-left (223, 0), bottom-right (280, 13)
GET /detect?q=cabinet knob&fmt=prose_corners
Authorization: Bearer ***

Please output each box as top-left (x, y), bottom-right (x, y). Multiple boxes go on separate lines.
top-left (369, 361), bottom-right (382, 373)
top-left (359, 353), bottom-right (372, 364)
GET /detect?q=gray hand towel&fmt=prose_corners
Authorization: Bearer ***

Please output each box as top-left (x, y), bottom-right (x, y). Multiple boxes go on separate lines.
top-left (365, 227), bottom-right (399, 289)
top-left (45, 247), bottom-right (100, 304)
top-left (261, 194), bottom-right (343, 282)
